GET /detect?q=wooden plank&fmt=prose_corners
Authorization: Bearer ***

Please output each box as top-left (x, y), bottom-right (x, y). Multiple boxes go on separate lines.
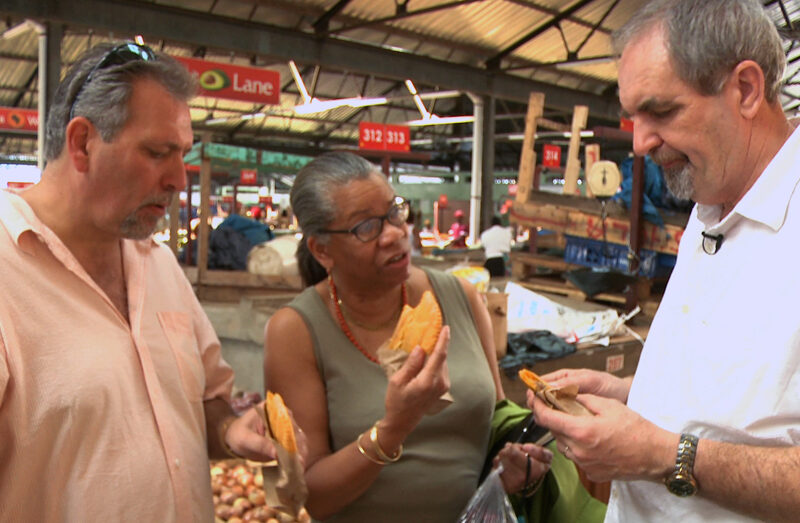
top-left (626, 156), bottom-right (646, 310)
top-left (562, 105), bottom-right (589, 195)
top-left (584, 143), bottom-right (601, 198)
top-left (511, 199), bottom-right (685, 255)
top-left (515, 92), bottom-right (545, 204)
top-left (510, 251), bottom-right (581, 272)
top-left (518, 277), bottom-right (588, 301)
top-left (537, 118), bottom-right (570, 132)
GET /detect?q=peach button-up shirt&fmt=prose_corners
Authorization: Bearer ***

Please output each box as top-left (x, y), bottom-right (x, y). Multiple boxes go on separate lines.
top-left (0, 189), bottom-right (234, 522)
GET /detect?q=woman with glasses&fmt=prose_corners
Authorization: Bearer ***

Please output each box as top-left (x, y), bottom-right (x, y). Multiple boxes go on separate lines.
top-left (264, 152), bottom-right (551, 521)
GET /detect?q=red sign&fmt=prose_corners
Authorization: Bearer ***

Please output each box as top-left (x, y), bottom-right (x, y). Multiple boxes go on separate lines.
top-left (0, 107), bottom-right (38, 132)
top-left (6, 181), bottom-right (34, 189)
top-left (620, 117), bottom-right (634, 133)
top-left (240, 169), bottom-right (258, 185)
top-left (175, 56), bottom-right (280, 105)
top-left (358, 122), bottom-right (410, 152)
top-left (542, 144), bottom-right (562, 167)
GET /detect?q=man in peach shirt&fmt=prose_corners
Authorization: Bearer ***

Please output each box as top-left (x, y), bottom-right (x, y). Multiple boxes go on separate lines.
top-left (0, 43), bottom-right (287, 521)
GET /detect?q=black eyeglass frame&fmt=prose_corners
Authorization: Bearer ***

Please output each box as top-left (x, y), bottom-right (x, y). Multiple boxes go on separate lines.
top-left (320, 196), bottom-right (410, 243)
top-left (68, 43), bottom-right (158, 121)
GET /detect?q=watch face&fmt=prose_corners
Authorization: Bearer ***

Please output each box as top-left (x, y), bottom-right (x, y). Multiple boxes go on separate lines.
top-left (667, 477), bottom-right (697, 497)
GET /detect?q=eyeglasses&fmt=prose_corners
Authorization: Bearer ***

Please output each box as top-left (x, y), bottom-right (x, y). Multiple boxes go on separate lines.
top-left (68, 43), bottom-right (158, 120)
top-left (321, 196), bottom-right (410, 243)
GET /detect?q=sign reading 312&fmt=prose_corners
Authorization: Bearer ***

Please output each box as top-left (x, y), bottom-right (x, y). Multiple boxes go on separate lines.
top-left (359, 122), bottom-right (410, 152)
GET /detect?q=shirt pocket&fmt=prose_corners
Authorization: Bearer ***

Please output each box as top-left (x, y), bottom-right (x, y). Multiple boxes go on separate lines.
top-left (157, 311), bottom-right (205, 403)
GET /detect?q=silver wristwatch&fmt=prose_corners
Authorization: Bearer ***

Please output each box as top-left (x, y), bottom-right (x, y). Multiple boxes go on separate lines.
top-left (665, 433), bottom-right (699, 497)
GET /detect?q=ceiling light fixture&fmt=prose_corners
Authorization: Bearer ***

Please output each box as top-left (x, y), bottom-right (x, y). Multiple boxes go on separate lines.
top-left (554, 54), bottom-right (615, 69)
top-left (406, 115), bottom-right (474, 126)
top-left (293, 96), bottom-right (389, 115)
top-left (405, 79), bottom-right (431, 119)
top-left (288, 60), bottom-right (312, 104)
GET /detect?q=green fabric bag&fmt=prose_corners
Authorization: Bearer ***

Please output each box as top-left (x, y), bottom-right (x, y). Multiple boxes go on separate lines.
top-left (488, 399), bottom-right (607, 523)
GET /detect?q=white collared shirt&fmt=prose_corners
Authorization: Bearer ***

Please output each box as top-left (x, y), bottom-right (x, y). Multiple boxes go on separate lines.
top-left (606, 126), bottom-right (800, 522)
top-left (480, 225), bottom-right (513, 259)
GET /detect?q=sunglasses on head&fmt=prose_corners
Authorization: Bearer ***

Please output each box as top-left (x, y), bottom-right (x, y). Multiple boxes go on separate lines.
top-left (68, 43), bottom-right (157, 121)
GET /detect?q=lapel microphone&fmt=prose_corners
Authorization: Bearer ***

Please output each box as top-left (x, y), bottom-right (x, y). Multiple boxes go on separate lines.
top-left (701, 231), bottom-right (724, 255)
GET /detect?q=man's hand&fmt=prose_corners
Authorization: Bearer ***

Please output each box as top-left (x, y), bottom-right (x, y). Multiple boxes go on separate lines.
top-left (538, 368), bottom-right (632, 404)
top-left (225, 403), bottom-right (309, 466)
top-left (529, 391), bottom-right (676, 483)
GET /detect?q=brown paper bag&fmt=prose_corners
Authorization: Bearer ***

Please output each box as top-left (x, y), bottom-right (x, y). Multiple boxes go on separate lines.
top-left (259, 403), bottom-right (308, 521)
top-left (519, 369), bottom-right (592, 417)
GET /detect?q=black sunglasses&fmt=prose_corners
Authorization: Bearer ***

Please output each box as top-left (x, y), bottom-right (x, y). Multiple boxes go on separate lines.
top-left (68, 43), bottom-right (158, 121)
top-left (321, 196), bottom-right (410, 243)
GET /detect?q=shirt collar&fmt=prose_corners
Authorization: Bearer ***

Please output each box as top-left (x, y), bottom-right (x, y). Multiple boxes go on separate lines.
top-left (1, 188), bottom-right (160, 255)
top-left (0, 188), bottom-right (44, 254)
top-left (696, 125), bottom-right (800, 234)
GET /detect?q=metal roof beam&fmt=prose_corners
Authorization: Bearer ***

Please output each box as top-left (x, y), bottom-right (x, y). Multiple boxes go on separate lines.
top-left (0, 0), bottom-right (621, 122)
top-left (485, 0), bottom-right (598, 70)
top-left (326, 0), bottom-right (483, 36)
top-left (312, 0), bottom-right (353, 34)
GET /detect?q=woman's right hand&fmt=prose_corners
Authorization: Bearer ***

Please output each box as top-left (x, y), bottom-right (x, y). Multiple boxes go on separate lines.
top-left (382, 326), bottom-right (451, 439)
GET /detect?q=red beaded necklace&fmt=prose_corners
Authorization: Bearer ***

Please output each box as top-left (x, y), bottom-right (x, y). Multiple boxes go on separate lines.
top-left (328, 275), bottom-right (407, 364)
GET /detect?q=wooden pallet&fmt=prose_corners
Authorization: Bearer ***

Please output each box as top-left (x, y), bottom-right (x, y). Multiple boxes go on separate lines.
top-left (510, 252), bottom-right (662, 317)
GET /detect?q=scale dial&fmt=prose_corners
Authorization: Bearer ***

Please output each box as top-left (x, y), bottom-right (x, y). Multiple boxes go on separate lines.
top-left (586, 160), bottom-right (622, 197)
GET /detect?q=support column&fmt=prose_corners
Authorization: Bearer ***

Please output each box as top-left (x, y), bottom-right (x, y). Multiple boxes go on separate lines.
top-left (35, 21), bottom-right (63, 169)
top-left (467, 92), bottom-right (483, 246)
top-left (480, 94), bottom-right (496, 231)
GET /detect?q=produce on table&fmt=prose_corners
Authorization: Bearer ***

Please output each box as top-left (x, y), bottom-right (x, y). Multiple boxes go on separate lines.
top-left (211, 460), bottom-right (310, 523)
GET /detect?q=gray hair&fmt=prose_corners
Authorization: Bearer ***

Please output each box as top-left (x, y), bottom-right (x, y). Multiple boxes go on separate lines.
top-left (290, 151), bottom-right (385, 286)
top-left (44, 43), bottom-right (196, 161)
top-left (612, 0), bottom-right (786, 103)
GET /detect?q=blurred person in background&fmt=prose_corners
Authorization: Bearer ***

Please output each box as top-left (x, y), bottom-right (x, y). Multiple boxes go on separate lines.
top-left (263, 152), bottom-right (554, 522)
top-left (480, 215), bottom-right (513, 277)
top-left (448, 208), bottom-right (468, 248)
top-left (530, 1), bottom-right (800, 521)
top-left (0, 42), bottom-right (299, 522)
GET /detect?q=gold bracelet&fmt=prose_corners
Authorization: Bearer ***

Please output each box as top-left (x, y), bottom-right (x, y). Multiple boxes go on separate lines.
top-left (356, 431), bottom-right (386, 465)
top-left (219, 416), bottom-right (244, 459)
top-left (369, 422), bottom-right (402, 463)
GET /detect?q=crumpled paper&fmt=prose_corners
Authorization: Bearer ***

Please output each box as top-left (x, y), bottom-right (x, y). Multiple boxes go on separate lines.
top-left (259, 403), bottom-right (309, 521)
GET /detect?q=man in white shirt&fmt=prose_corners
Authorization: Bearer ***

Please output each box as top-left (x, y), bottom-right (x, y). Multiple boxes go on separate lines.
top-left (528, 1), bottom-right (800, 521)
top-left (479, 216), bottom-right (513, 277)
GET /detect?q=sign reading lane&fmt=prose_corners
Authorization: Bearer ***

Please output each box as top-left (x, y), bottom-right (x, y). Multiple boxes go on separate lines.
top-left (0, 107), bottom-right (38, 132)
top-left (359, 122), bottom-right (410, 152)
top-left (175, 56), bottom-right (280, 105)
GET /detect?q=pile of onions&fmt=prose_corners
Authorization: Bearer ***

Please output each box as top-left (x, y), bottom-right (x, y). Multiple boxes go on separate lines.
top-left (211, 461), bottom-right (276, 522)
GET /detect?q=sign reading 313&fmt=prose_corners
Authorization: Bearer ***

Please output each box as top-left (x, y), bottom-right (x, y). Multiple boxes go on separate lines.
top-left (359, 122), bottom-right (410, 152)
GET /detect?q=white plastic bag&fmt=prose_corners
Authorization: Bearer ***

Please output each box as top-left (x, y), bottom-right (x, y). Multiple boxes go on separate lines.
top-left (457, 464), bottom-right (518, 523)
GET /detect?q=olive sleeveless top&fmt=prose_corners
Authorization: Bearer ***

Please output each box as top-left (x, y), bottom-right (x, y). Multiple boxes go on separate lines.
top-left (286, 268), bottom-right (496, 522)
